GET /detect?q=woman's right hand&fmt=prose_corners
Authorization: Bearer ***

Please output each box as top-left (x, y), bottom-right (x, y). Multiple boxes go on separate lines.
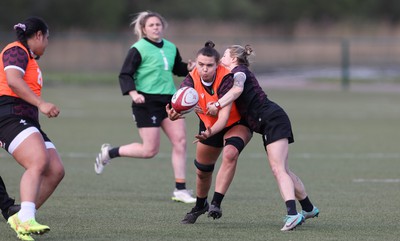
top-left (129, 90), bottom-right (145, 104)
top-left (166, 104), bottom-right (184, 121)
top-left (38, 101), bottom-right (60, 118)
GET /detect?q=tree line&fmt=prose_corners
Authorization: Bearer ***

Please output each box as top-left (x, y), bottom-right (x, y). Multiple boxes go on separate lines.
top-left (1, 0), bottom-right (400, 31)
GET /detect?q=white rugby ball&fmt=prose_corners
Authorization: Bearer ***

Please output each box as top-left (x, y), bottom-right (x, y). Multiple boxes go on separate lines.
top-left (171, 86), bottom-right (199, 114)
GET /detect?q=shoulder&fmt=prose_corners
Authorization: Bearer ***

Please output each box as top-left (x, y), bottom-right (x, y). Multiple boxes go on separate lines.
top-left (217, 65), bottom-right (232, 76)
top-left (127, 46), bottom-right (140, 55)
top-left (2, 45), bottom-right (29, 70)
top-left (163, 39), bottom-right (176, 48)
top-left (2, 42), bottom-right (28, 58)
top-left (132, 39), bottom-right (146, 48)
top-left (233, 65), bottom-right (250, 74)
top-left (122, 47), bottom-right (141, 64)
top-left (3, 46), bottom-right (28, 57)
top-left (181, 75), bottom-right (194, 88)
top-left (162, 39), bottom-right (177, 55)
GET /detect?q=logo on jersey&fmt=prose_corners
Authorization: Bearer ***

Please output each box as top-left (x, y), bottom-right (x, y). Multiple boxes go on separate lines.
top-left (20, 119), bottom-right (27, 125)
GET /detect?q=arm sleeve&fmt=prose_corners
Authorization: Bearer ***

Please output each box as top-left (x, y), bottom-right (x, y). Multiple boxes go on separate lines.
top-left (2, 46), bottom-right (29, 72)
top-left (118, 47), bottom-right (141, 95)
top-left (179, 75), bottom-right (194, 88)
top-left (217, 74), bottom-right (234, 98)
top-left (172, 48), bottom-right (189, 77)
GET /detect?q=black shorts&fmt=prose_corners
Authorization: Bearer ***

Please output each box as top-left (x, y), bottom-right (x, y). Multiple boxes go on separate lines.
top-left (199, 119), bottom-right (249, 148)
top-left (131, 93), bottom-right (172, 128)
top-left (0, 115), bottom-right (53, 154)
top-left (258, 108), bottom-right (294, 147)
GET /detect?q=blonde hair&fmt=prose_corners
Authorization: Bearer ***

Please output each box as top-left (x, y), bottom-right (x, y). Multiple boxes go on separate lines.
top-left (228, 44), bottom-right (255, 67)
top-left (130, 11), bottom-right (168, 40)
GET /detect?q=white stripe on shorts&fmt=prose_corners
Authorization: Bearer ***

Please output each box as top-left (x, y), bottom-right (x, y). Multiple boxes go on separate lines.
top-left (8, 127), bottom-right (56, 154)
top-left (8, 127), bottom-right (39, 154)
top-left (45, 142), bottom-right (56, 149)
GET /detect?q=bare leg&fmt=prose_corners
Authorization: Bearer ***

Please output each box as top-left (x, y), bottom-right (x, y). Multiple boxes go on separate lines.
top-left (161, 118), bottom-right (187, 181)
top-left (215, 125), bottom-right (252, 195)
top-left (36, 148), bottom-right (64, 209)
top-left (12, 133), bottom-right (48, 205)
top-left (194, 143), bottom-right (221, 198)
top-left (266, 139), bottom-right (296, 201)
top-left (118, 127), bottom-right (161, 158)
top-left (288, 171), bottom-right (308, 201)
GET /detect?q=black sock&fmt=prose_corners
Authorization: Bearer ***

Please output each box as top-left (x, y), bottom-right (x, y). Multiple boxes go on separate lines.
top-left (211, 192), bottom-right (224, 207)
top-left (109, 147), bottom-right (120, 159)
top-left (285, 200), bottom-right (297, 215)
top-left (175, 182), bottom-right (186, 190)
top-left (196, 197), bottom-right (208, 208)
top-left (299, 196), bottom-right (314, 212)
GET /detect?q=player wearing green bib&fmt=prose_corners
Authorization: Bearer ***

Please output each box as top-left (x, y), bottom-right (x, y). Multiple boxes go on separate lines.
top-left (131, 38), bottom-right (177, 95)
top-left (95, 11), bottom-right (196, 204)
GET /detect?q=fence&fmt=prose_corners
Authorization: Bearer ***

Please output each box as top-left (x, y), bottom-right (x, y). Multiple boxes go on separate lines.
top-left (1, 32), bottom-right (400, 89)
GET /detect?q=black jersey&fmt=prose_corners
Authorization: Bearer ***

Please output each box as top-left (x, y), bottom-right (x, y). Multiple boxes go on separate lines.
top-left (233, 65), bottom-right (267, 115)
top-left (232, 65), bottom-right (288, 135)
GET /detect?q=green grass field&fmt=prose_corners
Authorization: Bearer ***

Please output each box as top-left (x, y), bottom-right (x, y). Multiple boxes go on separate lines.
top-left (1, 85), bottom-right (399, 241)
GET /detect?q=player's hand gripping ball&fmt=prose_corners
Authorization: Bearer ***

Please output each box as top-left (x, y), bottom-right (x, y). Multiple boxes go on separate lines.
top-left (171, 87), bottom-right (199, 114)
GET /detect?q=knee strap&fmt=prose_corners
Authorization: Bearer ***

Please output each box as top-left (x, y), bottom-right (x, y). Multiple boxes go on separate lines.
top-left (194, 159), bottom-right (215, 172)
top-left (225, 136), bottom-right (245, 153)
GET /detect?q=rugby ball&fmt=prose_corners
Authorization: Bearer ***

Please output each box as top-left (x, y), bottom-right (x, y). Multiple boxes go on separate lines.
top-left (171, 87), bottom-right (199, 114)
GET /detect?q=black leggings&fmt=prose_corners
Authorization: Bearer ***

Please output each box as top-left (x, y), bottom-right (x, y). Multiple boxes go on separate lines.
top-left (0, 176), bottom-right (15, 212)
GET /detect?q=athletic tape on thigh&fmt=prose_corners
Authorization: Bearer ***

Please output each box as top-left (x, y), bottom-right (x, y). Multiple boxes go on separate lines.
top-left (225, 136), bottom-right (245, 153)
top-left (194, 159), bottom-right (215, 172)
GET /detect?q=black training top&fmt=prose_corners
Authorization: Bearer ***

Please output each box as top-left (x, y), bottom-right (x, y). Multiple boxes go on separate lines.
top-left (119, 37), bottom-right (189, 95)
top-left (232, 65), bottom-right (286, 134)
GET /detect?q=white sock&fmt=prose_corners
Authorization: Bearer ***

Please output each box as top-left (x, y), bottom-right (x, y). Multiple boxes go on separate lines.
top-left (18, 202), bottom-right (36, 222)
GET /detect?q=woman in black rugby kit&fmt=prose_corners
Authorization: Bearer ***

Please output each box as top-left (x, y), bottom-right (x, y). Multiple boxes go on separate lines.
top-left (207, 44), bottom-right (319, 231)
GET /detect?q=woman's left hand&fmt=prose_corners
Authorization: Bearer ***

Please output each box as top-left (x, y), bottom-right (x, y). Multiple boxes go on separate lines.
top-left (193, 126), bottom-right (212, 143)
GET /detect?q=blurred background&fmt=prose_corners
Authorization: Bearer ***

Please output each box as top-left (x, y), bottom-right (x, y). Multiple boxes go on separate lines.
top-left (2, 0), bottom-right (400, 91)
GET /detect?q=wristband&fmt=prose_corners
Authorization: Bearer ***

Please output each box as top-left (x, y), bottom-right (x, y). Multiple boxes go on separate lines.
top-left (215, 101), bottom-right (222, 110)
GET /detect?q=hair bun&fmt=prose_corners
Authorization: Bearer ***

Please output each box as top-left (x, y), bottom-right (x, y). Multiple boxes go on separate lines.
top-left (244, 45), bottom-right (253, 55)
top-left (205, 40), bottom-right (215, 48)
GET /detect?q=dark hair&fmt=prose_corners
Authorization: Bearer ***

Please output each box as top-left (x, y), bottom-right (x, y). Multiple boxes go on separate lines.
top-left (196, 40), bottom-right (220, 63)
top-left (14, 16), bottom-right (48, 59)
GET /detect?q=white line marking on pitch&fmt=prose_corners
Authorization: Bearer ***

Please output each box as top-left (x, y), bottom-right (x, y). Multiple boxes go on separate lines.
top-left (353, 178), bottom-right (400, 183)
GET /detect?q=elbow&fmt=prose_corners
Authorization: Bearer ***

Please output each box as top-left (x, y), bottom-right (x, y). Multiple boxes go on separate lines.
top-left (7, 80), bottom-right (19, 93)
